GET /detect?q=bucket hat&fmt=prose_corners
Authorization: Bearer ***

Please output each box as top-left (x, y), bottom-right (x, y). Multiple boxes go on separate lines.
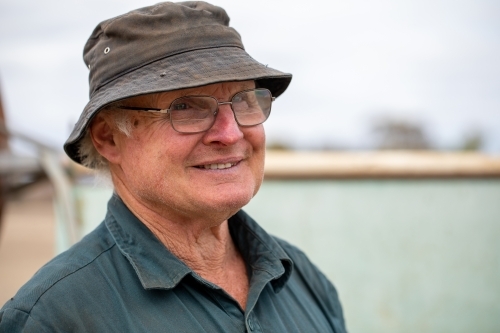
top-left (64, 1), bottom-right (292, 164)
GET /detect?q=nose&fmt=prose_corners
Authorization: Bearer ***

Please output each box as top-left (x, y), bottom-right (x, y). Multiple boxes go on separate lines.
top-left (202, 104), bottom-right (243, 146)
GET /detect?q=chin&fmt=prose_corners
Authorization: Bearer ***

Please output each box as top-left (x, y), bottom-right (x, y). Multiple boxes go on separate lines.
top-left (217, 190), bottom-right (255, 210)
top-left (201, 187), bottom-right (256, 217)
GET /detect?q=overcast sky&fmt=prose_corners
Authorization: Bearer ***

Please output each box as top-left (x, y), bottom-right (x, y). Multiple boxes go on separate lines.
top-left (1, 0), bottom-right (499, 153)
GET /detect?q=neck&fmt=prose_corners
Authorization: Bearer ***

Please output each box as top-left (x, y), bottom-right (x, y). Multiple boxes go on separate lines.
top-left (113, 177), bottom-right (249, 309)
top-left (142, 210), bottom-right (237, 277)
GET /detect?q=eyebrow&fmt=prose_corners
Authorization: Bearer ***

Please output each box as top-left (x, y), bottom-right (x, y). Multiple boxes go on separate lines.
top-left (185, 87), bottom-right (250, 96)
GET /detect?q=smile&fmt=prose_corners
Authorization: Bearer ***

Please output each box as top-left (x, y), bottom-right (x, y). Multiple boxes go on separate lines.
top-left (198, 162), bottom-right (237, 170)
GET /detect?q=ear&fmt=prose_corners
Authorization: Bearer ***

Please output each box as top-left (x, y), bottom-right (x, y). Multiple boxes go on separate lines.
top-left (89, 113), bottom-right (122, 165)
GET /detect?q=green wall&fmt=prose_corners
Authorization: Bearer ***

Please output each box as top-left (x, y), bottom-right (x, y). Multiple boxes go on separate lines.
top-left (244, 179), bottom-right (500, 333)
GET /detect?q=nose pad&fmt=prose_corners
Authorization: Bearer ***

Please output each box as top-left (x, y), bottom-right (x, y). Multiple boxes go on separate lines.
top-left (212, 109), bottom-right (219, 118)
top-left (213, 104), bottom-right (237, 126)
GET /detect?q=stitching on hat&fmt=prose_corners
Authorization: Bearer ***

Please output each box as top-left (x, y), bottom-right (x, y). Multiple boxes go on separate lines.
top-left (94, 48), bottom-right (279, 96)
top-left (95, 45), bottom-right (245, 92)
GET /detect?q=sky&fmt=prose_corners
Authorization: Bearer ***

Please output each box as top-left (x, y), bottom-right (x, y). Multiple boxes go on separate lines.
top-left (1, 0), bottom-right (499, 154)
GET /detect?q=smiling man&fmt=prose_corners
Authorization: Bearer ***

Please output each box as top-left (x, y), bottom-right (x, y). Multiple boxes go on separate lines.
top-left (0, 2), bottom-right (346, 332)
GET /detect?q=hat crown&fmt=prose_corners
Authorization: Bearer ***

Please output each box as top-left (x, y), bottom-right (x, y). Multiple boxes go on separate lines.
top-left (83, 1), bottom-right (243, 97)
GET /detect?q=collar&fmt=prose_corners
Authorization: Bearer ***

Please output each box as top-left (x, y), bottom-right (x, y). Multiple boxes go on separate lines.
top-left (105, 195), bottom-right (293, 292)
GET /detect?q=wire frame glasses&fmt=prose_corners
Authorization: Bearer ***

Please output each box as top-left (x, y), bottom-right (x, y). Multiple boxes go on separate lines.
top-left (118, 88), bottom-right (275, 133)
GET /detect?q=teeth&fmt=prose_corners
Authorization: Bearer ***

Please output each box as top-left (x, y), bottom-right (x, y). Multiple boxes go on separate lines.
top-left (203, 163), bottom-right (234, 170)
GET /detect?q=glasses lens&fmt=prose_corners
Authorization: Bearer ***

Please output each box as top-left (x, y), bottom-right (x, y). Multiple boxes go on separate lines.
top-left (169, 96), bottom-right (217, 133)
top-left (232, 89), bottom-right (272, 126)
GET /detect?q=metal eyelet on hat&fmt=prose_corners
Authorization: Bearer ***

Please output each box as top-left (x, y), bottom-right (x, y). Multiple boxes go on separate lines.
top-left (104, 47), bottom-right (110, 54)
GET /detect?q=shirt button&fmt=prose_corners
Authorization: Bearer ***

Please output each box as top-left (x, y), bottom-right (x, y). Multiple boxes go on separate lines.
top-left (248, 318), bottom-right (254, 331)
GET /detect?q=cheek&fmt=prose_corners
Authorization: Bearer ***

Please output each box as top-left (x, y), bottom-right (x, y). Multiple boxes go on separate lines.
top-left (243, 126), bottom-right (266, 193)
top-left (244, 125), bottom-right (266, 151)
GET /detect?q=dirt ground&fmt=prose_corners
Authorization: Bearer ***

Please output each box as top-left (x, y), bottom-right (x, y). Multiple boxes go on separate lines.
top-left (0, 181), bottom-right (55, 306)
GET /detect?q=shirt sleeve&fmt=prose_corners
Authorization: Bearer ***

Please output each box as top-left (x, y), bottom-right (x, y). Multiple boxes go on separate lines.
top-left (0, 308), bottom-right (49, 333)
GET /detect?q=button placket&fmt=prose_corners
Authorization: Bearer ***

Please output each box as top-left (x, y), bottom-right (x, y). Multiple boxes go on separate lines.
top-left (246, 314), bottom-right (263, 333)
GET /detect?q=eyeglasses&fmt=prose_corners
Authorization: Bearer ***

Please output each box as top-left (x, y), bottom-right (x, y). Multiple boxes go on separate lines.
top-left (118, 88), bottom-right (275, 133)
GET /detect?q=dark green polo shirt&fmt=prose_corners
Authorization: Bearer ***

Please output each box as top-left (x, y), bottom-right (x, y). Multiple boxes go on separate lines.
top-left (0, 195), bottom-right (346, 332)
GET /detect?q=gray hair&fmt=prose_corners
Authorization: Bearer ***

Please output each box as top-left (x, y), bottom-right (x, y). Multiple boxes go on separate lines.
top-left (78, 93), bottom-right (166, 177)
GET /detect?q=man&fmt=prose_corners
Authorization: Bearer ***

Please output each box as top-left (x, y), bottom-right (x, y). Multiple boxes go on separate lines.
top-left (0, 2), bottom-right (346, 332)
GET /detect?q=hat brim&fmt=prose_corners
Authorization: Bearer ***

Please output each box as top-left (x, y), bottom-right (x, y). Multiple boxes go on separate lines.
top-left (64, 46), bottom-right (292, 164)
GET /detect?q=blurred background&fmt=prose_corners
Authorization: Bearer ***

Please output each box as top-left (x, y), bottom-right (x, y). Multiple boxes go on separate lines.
top-left (1, 0), bottom-right (500, 153)
top-left (0, 0), bottom-right (499, 332)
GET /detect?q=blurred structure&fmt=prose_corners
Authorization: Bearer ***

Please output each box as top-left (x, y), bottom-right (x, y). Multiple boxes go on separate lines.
top-left (0, 179), bottom-right (54, 306)
top-left (0, 84), bottom-right (80, 305)
top-left (460, 130), bottom-right (484, 151)
top-left (0, 88), bottom-right (7, 229)
top-left (372, 118), bottom-right (431, 150)
top-left (0, 82), bottom-right (78, 244)
top-left (0, 85), bottom-right (44, 210)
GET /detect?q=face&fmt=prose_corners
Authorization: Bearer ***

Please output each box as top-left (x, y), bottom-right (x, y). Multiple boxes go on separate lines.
top-left (96, 81), bottom-right (266, 223)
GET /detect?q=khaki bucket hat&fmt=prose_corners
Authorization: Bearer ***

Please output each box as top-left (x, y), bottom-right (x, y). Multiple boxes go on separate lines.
top-left (64, 1), bottom-right (292, 164)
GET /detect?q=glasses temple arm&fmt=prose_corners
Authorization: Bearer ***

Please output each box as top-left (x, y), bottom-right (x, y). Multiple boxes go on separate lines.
top-left (118, 106), bottom-right (169, 114)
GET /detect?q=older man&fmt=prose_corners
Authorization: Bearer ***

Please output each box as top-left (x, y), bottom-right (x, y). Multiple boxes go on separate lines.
top-left (0, 2), bottom-right (346, 332)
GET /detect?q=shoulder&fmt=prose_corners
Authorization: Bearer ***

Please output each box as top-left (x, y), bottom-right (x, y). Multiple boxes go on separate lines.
top-left (0, 223), bottom-right (117, 331)
top-left (273, 236), bottom-right (347, 331)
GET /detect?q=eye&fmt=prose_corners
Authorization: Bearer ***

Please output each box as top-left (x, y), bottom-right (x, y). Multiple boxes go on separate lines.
top-left (172, 102), bottom-right (189, 110)
top-left (234, 94), bottom-right (259, 111)
top-left (232, 95), bottom-right (243, 103)
top-left (171, 97), bottom-right (214, 111)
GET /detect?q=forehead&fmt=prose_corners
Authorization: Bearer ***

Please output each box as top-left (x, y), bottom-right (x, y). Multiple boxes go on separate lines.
top-left (121, 80), bottom-right (255, 107)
